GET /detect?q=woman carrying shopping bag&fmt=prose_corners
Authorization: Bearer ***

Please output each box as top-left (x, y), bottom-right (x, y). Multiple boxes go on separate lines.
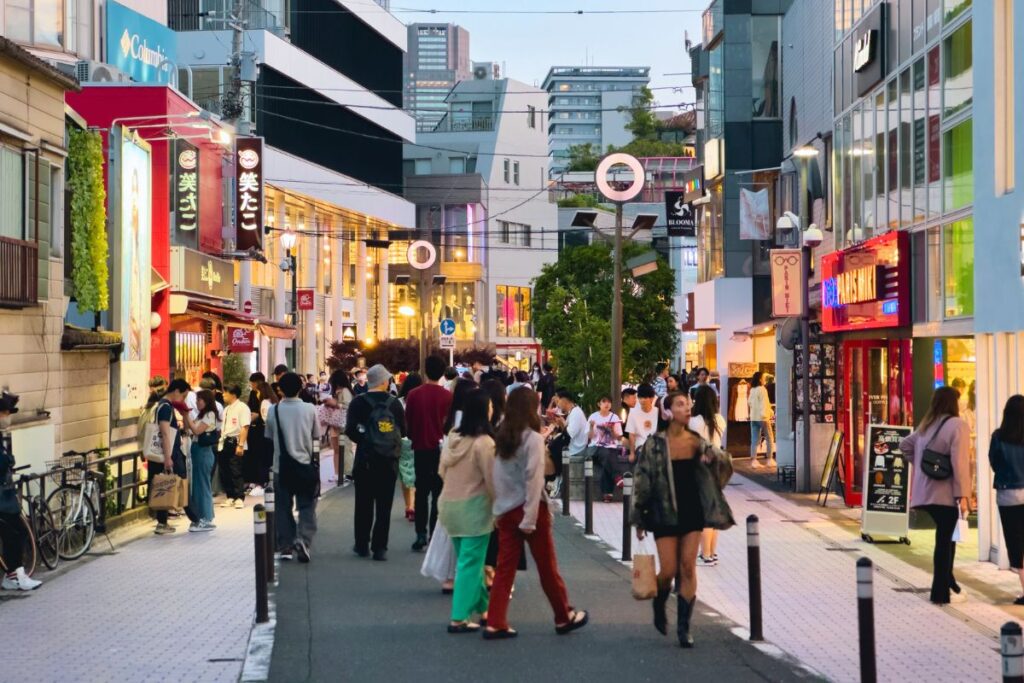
top-left (438, 388), bottom-right (496, 633)
top-left (631, 392), bottom-right (734, 648)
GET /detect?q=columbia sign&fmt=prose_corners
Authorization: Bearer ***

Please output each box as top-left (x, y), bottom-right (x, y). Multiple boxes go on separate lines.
top-left (105, 1), bottom-right (178, 84)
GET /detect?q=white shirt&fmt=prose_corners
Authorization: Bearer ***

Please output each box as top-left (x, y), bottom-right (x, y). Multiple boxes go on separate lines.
top-left (625, 406), bottom-right (660, 450)
top-left (588, 411), bottom-right (622, 448)
top-left (688, 414), bottom-right (726, 448)
top-left (220, 400), bottom-right (252, 450)
top-left (748, 385), bottom-right (774, 421)
top-left (565, 405), bottom-right (589, 456)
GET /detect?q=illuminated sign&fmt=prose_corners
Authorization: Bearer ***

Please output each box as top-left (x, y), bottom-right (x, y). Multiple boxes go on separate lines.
top-left (235, 137), bottom-right (264, 252)
top-left (105, 1), bottom-right (177, 84)
top-left (297, 289), bottom-right (315, 311)
top-left (823, 265), bottom-right (882, 308)
top-left (177, 247), bottom-right (234, 302)
top-left (853, 30), bottom-right (876, 72)
top-left (228, 327), bottom-right (255, 353)
top-left (173, 139), bottom-right (199, 247)
top-left (821, 230), bottom-right (909, 333)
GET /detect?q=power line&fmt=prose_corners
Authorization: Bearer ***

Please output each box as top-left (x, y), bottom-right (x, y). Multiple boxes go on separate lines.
top-left (245, 82), bottom-right (692, 96)
top-left (391, 6), bottom-right (702, 14)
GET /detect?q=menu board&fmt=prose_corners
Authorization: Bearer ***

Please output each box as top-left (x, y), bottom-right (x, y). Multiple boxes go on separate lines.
top-left (860, 424), bottom-right (913, 542)
top-left (794, 342), bottom-right (837, 424)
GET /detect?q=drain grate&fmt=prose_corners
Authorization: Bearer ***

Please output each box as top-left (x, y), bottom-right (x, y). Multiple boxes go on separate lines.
top-left (825, 547), bottom-right (859, 552)
top-left (745, 498), bottom-right (771, 503)
top-left (892, 587), bottom-right (930, 594)
top-left (780, 519), bottom-right (810, 523)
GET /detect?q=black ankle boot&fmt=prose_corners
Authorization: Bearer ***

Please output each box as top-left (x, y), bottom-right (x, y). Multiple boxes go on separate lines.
top-left (677, 595), bottom-right (695, 648)
top-left (652, 585), bottom-right (670, 635)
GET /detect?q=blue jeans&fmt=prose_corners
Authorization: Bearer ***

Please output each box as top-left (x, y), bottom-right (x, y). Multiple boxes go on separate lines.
top-left (189, 443), bottom-right (216, 523)
top-left (750, 420), bottom-right (774, 461)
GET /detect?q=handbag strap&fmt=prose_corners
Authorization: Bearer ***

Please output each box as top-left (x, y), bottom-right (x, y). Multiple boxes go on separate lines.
top-left (925, 415), bottom-right (954, 451)
top-left (273, 404), bottom-right (289, 462)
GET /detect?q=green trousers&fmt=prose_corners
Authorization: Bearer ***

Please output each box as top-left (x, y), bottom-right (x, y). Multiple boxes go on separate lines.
top-left (451, 533), bottom-right (491, 622)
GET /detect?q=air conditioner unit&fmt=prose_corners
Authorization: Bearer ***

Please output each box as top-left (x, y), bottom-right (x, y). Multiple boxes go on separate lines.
top-left (76, 60), bottom-right (132, 84)
top-left (472, 62), bottom-right (499, 80)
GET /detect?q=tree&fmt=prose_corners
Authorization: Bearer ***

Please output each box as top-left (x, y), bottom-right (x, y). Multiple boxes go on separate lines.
top-left (67, 128), bottom-right (108, 315)
top-left (614, 137), bottom-right (689, 159)
top-left (564, 142), bottom-right (600, 172)
top-left (533, 242), bottom-right (678, 410)
top-left (621, 86), bottom-right (659, 141)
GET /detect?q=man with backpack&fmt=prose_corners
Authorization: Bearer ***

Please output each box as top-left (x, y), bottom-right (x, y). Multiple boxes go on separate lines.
top-left (345, 364), bottom-right (406, 561)
top-left (265, 372), bottom-right (321, 563)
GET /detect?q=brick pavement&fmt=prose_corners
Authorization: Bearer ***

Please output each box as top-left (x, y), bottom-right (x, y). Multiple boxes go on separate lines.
top-left (570, 473), bottom-right (1008, 683)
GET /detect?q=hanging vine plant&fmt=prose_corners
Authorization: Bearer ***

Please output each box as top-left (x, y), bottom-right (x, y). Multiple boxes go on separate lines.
top-left (67, 128), bottom-right (109, 314)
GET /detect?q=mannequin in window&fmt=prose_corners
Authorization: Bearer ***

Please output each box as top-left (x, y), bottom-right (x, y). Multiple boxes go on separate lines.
top-left (729, 379), bottom-right (750, 422)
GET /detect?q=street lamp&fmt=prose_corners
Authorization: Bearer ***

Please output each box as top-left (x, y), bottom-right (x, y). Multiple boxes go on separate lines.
top-left (279, 227), bottom-right (298, 369)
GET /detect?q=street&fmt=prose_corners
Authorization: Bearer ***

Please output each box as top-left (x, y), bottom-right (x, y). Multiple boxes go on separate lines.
top-left (268, 485), bottom-right (812, 682)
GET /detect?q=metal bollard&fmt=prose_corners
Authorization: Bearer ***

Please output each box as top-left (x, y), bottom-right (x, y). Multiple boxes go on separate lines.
top-left (584, 458), bottom-right (594, 535)
top-left (621, 473), bottom-right (633, 562)
top-left (561, 453), bottom-right (571, 516)
top-left (747, 514), bottom-right (763, 641)
top-left (857, 557), bottom-right (877, 683)
top-left (1003, 622), bottom-right (1024, 683)
top-left (254, 504), bottom-right (269, 624)
top-left (264, 485), bottom-right (276, 583)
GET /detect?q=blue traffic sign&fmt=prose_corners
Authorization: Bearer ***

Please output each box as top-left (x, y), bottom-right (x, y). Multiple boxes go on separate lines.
top-left (439, 318), bottom-right (456, 336)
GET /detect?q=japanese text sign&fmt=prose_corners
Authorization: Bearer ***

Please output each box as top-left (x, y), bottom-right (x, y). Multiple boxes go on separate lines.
top-left (235, 136), bottom-right (264, 252)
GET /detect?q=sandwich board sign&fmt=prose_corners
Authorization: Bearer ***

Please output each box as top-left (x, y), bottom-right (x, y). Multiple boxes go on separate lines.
top-left (860, 424), bottom-right (913, 544)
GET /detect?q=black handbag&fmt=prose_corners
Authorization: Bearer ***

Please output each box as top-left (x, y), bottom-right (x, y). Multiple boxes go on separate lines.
top-left (920, 416), bottom-right (954, 480)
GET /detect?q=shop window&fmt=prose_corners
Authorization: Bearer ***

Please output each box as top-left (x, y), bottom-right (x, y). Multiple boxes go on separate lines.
top-left (388, 240), bottom-right (411, 265)
top-left (943, 218), bottom-right (973, 318)
top-left (942, 118), bottom-right (972, 210)
top-left (751, 16), bottom-right (780, 118)
top-left (0, 146), bottom-right (25, 240)
top-left (389, 282), bottom-right (421, 339)
top-left (431, 283), bottom-right (477, 339)
top-left (944, 0), bottom-right (970, 24)
top-left (496, 285), bottom-right (531, 338)
top-left (943, 20), bottom-right (972, 119)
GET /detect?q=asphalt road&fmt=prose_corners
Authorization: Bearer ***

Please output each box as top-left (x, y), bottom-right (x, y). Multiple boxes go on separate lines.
top-left (268, 485), bottom-right (817, 682)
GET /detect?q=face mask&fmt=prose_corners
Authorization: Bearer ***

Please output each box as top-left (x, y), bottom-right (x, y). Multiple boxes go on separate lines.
top-left (0, 415), bottom-right (11, 430)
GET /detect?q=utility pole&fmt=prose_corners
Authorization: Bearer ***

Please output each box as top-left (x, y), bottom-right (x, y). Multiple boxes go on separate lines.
top-left (610, 203), bottom-right (624, 413)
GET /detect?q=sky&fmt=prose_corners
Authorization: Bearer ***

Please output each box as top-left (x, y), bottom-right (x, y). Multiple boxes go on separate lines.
top-left (384, 0), bottom-right (706, 109)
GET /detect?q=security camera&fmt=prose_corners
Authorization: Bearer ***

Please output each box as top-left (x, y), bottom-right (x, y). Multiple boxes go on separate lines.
top-left (776, 211), bottom-right (799, 232)
top-left (803, 224), bottom-right (823, 249)
top-left (279, 258), bottom-right (291, 272)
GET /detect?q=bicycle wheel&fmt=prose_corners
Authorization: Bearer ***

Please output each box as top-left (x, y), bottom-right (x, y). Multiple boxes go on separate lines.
top-left (0, 515), bottom-right (37, 577)
top-left (32, 501), bottom-right (60, 571)
top-left (47, 487), bottom-right (96, 561)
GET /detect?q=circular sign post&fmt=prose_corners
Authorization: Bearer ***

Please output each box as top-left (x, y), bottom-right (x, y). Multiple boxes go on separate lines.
top-left (595, 153), bottom-right (646, 203)
top-left (242, 300), bottom-right (253, 315)
top-left (407, 240), bottom-right (437, 271)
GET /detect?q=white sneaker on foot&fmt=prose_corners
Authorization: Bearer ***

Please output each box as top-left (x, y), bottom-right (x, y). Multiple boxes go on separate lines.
top-left (234, 498), bottom-right (244, 509)
top-left (218, 498), bottom-right (233, 508)
top-left (948, 591), bottom-right (968, 604)
top-left (1, 567), bottom-right (41, 591)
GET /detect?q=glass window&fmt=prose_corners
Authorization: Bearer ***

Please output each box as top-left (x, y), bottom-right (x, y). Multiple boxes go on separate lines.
top-left (414, 159), bottom-right (431, 175)
top-left (503, 158), bottom-right (510, 183)
top-left (943, 20), bottom-right (972, 118)
top-left (927, 46), bottom-right (942, 216)
top-left (874, 91), bottom-right (886, 229)
top-left (707, 45), bottom-right (723, 139)
top-left (888, 0), bottom-right (900, 67)
top-left (943, 218), bottom-right (973, 317)
top-left (34, 0), bottom-right (63, 47)
top-left (751, 16), bottom-right (780, 118)
top-left (927, 0), bottom-right (942, 41)
top-left (944, 0), bottom-right (970, 23)
top-left (449, 157), bottom-right (465, 174)
top-left (443, 205), bottom-right (469, 262)
top-left (496, 285), bottom-right (531, 338)
top-left (833, 117), bottom-right (845, 240)
top-left (432, 283), bottom-right (477, 339)
top-left (899, 0), bottom-right (913, 64)
top-left (4, 0), bottom-right (31, 42)
top-left (899, 69), bottom-right (913, 227)
top-left (887, 79), bottom-right (899, 230)
top-left (0, 146), bottom-right (25, 240)
top-left (912, 230), bottom-right (927, 322)
top-left (389, 282), bottom-right (421, 340)
top-left (913, 0), bottom-right (927, 53)
top-left (943, 118), bottom-right (972, 210)
top-left (834, 48), bottom-right (843, 114)
top-left (926, 226), bottom-right (942, 320)
top-left (913, 58), bottom-right (927, 223)
top-left (851, 104), bottom-right (863, 237)
top-left (513, 161), bottom-right (520, 186)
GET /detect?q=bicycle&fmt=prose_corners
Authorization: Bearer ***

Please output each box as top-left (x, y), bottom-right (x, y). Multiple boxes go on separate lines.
top-left (46, 450), bottom-right (107, 561)
top-left (0, 465), bottom-right (60, 575)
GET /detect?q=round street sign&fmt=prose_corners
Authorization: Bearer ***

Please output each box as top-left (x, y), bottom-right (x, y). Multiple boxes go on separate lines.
top-left (407, 240), bottom-right (437, 270)
top-left (595, 153), bottom-right (646, 203)
top-left (242, 300), bottom-right (253, 314)
top-left (439, 318), bottom-right (456, 336)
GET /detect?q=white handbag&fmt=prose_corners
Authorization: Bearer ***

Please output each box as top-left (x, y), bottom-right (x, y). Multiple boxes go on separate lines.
top-left (420, 524), bottom-right (457, 584)
top-left (952, 510), bottom-right (970, 543)
top-left (142, 404), bottom-right (165, 462)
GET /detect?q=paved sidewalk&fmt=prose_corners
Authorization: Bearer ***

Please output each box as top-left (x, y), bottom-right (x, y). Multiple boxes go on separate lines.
top-left (571, 473), bottom-right (1008, 683)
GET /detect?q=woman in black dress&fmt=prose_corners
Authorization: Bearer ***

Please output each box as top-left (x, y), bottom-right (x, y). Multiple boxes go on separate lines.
top-left (632, 392), bottom-right (731, 648)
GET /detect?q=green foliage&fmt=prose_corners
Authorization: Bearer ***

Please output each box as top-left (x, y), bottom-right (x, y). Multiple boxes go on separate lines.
top-left (327, 339), bottom-right (496, 373)
top-left (621, 86), bottom-right (659, 141)
top-left (533, 242), bottom-right (678, 410)
top-left (67, 129), bottom-right (108, 313)
top-left (564, 142), bottom-right (600, 172)
top-left (612, 138), bottom-right (689, 159)
top-left (556, 194), bottom-right (601, 208)
top-left (221, 353), bottom-right (251, 400)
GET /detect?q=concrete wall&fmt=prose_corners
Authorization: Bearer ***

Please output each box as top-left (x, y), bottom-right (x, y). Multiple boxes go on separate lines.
top-left (781, 0), bottom-right (833, 151)
top-left (59, 351), bottom-right (112, 454)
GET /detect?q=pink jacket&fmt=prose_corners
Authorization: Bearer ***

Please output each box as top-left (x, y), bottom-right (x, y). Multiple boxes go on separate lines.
top-left (899, 415), bottom-right (971, 508)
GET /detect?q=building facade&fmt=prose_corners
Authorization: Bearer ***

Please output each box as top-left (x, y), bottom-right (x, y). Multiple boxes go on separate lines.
top-left (542, 66), bottom-right (651, 177)
top-left (403, 23), bottom-right (472, 132)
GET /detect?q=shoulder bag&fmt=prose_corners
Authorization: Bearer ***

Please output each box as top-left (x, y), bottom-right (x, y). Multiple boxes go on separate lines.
top-left (920, 416), bottom-right (955, 480)
top-left (274, 404), bottom-right (319, 497)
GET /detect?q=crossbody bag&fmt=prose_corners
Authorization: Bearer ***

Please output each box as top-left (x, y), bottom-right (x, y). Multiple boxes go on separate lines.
top-left (920, 416), bottom-right (954, 480)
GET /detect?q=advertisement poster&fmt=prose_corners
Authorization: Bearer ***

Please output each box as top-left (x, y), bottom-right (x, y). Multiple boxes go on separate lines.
top-left (119, 133), bottom-right (152, 415)
top-left (860, 424), bottom-right (913, 542)
top-left (739, 188), bottom-right (771, 240)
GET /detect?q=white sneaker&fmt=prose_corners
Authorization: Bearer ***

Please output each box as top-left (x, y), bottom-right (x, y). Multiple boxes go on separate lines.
top-left (1, 567), bottom-right (41, 591)
top-left (234, 498), bottom-right (245, 509)
top-left (192, 520), bottom-right (216, 532)
top-left (250, 486), bottom-right (265, 498)
top-left (218, 498), bottom-right (233, 508)
top-left (948, 591), bottom-right (968, 604)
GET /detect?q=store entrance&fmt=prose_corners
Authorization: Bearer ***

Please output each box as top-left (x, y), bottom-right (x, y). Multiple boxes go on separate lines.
top-left (839, 339), bottom-right (911, 506)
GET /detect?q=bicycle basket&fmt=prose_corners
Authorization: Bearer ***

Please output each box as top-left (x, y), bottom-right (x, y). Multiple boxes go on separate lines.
top-left (46, 454), bottom-right (91, 487)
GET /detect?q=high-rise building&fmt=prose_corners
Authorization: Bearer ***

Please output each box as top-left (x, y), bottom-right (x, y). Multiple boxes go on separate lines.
top-left (542, 66), bottom-right (651, 177)
top-left (404, 23), bottom-right (472, 131)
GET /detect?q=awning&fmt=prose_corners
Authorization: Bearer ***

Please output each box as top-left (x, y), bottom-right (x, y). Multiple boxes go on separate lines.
top-left (731, 322), bottom-right (777, 340)
top-left (151, 267), bottom-right (170, 295)
top-left (258, 320), bottom-right (297, 340)
top-left (179, 300), bottom-right (256, 328)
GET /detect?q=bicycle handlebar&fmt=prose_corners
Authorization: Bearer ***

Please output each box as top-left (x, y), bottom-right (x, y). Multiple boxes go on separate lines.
top-left (12, 464), bottom-right (29, 472)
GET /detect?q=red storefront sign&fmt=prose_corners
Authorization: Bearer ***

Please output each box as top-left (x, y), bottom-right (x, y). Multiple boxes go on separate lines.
top-left (227, 326), bottom-right (255, 353)
top-left (297, 289), bottom-right (315, 311)
top-left (821, 230), bottom-right (910, 332)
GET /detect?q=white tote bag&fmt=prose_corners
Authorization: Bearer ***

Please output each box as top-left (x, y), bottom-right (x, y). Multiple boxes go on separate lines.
top-left (420, 524), bottom-right (457, 584)
top-left (952, 510), bottom-right (970, 543)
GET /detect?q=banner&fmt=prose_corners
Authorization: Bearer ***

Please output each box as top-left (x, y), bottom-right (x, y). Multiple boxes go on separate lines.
top-left (172, 139), bottom-right (199, 247)
top-left (235, 137), bottom-right (264, 252)
top-left (297, 289), bottom-right (315, 311)
top-left (664, 191), bottom-right (696, 237)
top-left (739, 188), bottom-right (771, 240)
top-left (770, 249), bottom-right (804, 317)
top-left (227, 327), bottom-right (255, 353)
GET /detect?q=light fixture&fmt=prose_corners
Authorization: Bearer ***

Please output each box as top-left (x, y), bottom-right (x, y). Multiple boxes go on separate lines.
top-left (213, 129), bottom-right (232, 146)
top-left (365, 271), bottom-right (373, 280)
top-left (363, 336), bottom-right (376, 348)
top-left (571, 210), bottom-right (598, 228)
top-left (793, 145), bottom-right (819, 158)
top-left (432, 275), bottom-right (447, 285)
top-left (394, 274), bottom-right (411, 285)
top-left (398, 304), bottom-right (415, 317)
top-left (803, 223), bottom-right (823, 248)
top-left (280, 228), bottom-right (297, 250)
top-left (626, 250), bottom-right (659, 277)
top-left (630, 213), bottom-right (658, 231)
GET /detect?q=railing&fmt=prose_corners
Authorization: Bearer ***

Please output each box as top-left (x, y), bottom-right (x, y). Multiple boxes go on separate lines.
top-left (0, 236), bottom-right (38, 307)
top-left (422, 115), bottom-right (495, 133)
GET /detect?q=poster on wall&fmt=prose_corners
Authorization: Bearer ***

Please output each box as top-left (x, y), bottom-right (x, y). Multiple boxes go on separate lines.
top-left (235, 136), bottom-right (264, 253)
top-left (117, 131), bottom-right (152, 417)
top-left (860, 424), bottom-right (913, 543)
top-left (739, 188), bottom-right (771, 240)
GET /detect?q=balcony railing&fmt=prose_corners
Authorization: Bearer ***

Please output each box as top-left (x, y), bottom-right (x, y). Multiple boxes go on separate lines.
top-left (0, 236), bottom-right (38, 307)
top-left (421, 114), bottom-right (495, 133)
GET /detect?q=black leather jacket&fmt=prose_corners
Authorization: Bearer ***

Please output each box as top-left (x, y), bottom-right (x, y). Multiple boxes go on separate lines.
top-left (0, 434), bottom-right (18, 515)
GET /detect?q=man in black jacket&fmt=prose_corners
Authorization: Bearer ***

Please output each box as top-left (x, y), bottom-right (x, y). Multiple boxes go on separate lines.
top-left (345, 364), bottom-right (406, 561)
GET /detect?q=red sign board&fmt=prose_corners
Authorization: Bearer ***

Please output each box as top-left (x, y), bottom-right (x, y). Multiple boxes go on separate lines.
top-left (297, 289), bottom-right (315, 311)
top-left (242, 300), bottom-right (253, 315)
top-left (821, 231), bottom-right (910, 333)
top-left (227, 326), bottom-right (254, 353)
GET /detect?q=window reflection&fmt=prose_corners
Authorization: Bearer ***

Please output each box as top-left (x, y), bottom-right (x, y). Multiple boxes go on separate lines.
top-left (496, 285), bottom-right (531, 338)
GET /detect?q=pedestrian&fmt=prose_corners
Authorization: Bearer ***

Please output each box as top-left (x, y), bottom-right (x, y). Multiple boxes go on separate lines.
top-left (652, 362), bottom-right (670, 399)
top-left (301, 374), bottom-right (320, 404)
top-left (346, 364), bottom-right (406, 561)
top-left (218, 383), bottom-right (251, 509)
top-left (689, 385), bottom-right (726, 566)
top-left (688, 367), bottom-right (718, 399)
top-left (537, 363), bottom-right (557, 410)
top-left (405, 356), bottom-right (454, 551)
top-left (471, 360), bottom-right (486, 385)
top-left (317, 371), bottom-right (331, 401)
top-left (899, 386), bottom-right (971, 605)
top-left (666, 374), bottom-right (681, 394)
top-left (255, 381), bottom-right (279, 487)
top-left (0, 391), bottom-right (40, 591)
top-left (202, 371), bottom-right (225, 406)
top-left (246, 373), bottom-right (268, 493)
top-left (352, 369), bottom-right (369, 395)
top-left (481, 378), bottom-right (507, 429)
top-left (265, 372), bottom-right (321, 563)
top-left (626, 384), bottom-right (659, 464)
top-left (554, 389), bottom-right (588, 461)
top-left (631, 392), bottom-right (735, 648)
top-left (273, 364), bottom-right (289, 382)
top-left (530, 363), bottom-right (542, 385)
top-left (443, 366), bottom-right (459, 392)
top-left (588, 395), bottom-right (624, 502)
top-left (319, 370), bottom-right (354, 484)
top-left (439, 388), bottom-right (496, 633)
top-left (990, 395), bottom-right (1024, 604)
top-left (397, 372), bottom-right (423, 522)
top-left (152, 379), bottom-right (191, 535)
top-left (748, 371), bottom-right (776, 469)
top-left (179, 389), bottom-right (219, 531)
top-left (485, 387), bottom-right (589, 640)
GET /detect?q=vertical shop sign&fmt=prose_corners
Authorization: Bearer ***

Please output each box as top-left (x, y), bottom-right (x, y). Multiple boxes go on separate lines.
top-left (860, 424), bottom-right (913, 542)
top-left (770, 249), bottom-right (804, 317)
top-left (665, 191), bottom-right (696, 237)
top-left (173, 139), bottom-right (199, 247)
top-left (235, 136), bottom-right (264, 252)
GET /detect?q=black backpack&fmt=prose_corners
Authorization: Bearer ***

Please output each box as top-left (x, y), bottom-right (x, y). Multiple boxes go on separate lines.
top-left (362, 394), bottom-right (402, 460)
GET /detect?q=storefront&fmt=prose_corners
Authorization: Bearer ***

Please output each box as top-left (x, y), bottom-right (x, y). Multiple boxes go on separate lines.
top-left (822, 230), bottom-right (912, 506)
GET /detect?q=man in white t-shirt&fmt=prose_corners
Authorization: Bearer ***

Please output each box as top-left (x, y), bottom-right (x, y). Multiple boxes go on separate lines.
top-left (625, 383), bottom-right (660, 463)
top-left (555, 390), bottom-right (589, 458)
top-left (218, 383), bottom-right (251, 509)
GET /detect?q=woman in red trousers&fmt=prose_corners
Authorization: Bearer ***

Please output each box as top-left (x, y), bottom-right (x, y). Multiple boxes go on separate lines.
top-left (483, 386), bottom-right (588, 639)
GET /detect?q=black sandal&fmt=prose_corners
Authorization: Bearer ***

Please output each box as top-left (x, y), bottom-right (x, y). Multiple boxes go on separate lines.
top-left (447, 622), bottom-right (481, 634)
top-left (482, 627), bottom-right (518, 640)
top-left (555, 609), bottom-right (589, 635)
top-left (1014, 596), bottom-right (1024, 606)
